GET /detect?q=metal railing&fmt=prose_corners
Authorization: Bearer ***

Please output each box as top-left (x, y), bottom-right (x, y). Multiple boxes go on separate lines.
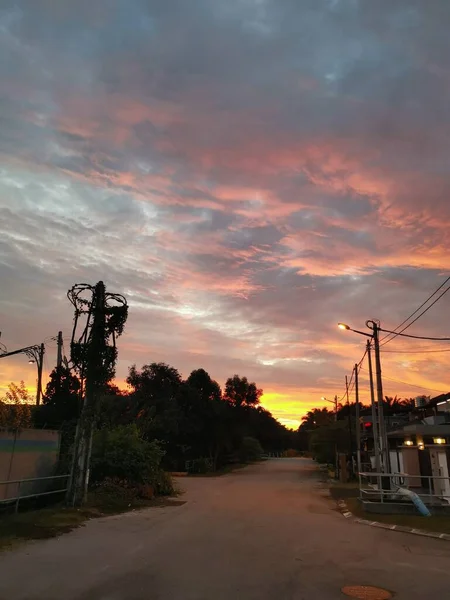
top-left (359, 471), bottom-right (450, 506)
top-left (0, 474), bottom-right (71, 512)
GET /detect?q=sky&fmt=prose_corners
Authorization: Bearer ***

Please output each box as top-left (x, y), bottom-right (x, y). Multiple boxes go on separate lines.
top-left (1, 0), bottom-right (450, 429)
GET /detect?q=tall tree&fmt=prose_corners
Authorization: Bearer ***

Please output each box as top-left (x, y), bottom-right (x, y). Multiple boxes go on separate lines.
top-left (186, 369), bottom-right (222, 403)
top-left (127, 363), bottom-right (183, 440)
top-left (224, 375), bottom-right (262, 407)
top-left (40, 366), bottom-right (80, 426)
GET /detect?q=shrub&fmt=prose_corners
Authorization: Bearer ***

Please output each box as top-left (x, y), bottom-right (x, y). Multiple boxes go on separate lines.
top-left (186, 458), bottom-right (214, 475)
top-left (239, 437), bottom-right (263, 463)
top-left (90, 425), bottom-right (172, 494)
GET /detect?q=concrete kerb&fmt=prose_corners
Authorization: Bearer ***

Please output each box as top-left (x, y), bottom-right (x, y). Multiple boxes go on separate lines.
top-left (334, 494), bottom-right (450, 542)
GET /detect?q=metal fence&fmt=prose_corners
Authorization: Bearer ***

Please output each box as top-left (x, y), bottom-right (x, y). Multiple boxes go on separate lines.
top-left (359, 471), bottom-right (450, 506)
top-left (0, 474), bottom-right (71, 512)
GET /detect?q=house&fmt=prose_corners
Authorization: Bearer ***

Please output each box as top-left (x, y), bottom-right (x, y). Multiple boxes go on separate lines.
top-left (359, 393), bottom-right (450, 503)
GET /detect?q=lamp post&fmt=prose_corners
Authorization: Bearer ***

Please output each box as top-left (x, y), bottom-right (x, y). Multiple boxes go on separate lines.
top-left (321, 396), bottom-right (338, 421)
top-left (321, 395), bottom-right (339, 479)
top-left (337, 321), bottom-right (390, 475)
top-left (0, 343), bottom-right (45, 405)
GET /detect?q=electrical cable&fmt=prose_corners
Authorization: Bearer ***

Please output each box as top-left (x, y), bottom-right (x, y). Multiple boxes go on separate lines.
top-left (382, 348), bottom-right (450, 354)
top-left (359, 366), bottom-right (448, 394)
top-left (380, 329), bottom-right (450, 341)
top-left (381, 276), bottom-right (450, 346)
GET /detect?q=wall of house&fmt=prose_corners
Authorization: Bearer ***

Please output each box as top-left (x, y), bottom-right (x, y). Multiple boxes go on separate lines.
top-left (0, 428), bottom-right (61, 500)
top-left (401, 447), bottom-right (421, 488)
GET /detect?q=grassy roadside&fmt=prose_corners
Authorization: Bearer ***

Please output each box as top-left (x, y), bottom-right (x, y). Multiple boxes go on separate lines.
top-left (329, 482), bottom-right (450, 535)
top-left (0, 490), bottom-right (184, 552)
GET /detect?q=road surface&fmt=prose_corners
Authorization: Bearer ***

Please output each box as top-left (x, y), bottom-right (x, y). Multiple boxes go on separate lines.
top-left (0, 458), bottom-right (449, 599)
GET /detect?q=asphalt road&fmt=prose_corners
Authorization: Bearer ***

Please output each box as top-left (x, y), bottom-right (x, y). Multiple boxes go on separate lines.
top-left (1, 458), bottom-right (449, 599)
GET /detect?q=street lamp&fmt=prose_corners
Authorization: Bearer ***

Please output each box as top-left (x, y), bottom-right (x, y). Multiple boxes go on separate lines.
top-left (337, 320), bottom-right (388, 475)
top-left (0, 343), bottom-right (45, 405)
top-left (321, 396), bottom-right (338, 420)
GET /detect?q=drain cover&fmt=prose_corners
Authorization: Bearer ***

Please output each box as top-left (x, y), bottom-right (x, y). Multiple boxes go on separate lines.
top-left (341, 586), bottom-right (392, 599)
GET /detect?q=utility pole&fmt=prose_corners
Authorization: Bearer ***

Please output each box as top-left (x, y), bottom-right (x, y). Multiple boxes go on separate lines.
top-left (67, 281), bottom-right (128, 507)
top-left (354, 363), bottom-right (361, 476)
top-left (346, 375), bottom-right (353, 478)
top-left (0, 342), bottom-right (45, 405)
top-left (367, 340), bottom-right (381, 474)
top-left (72, 282), bottom-right (106, 506)
top-left (36, 343), bottom-right (45, 405)
top-left (369, 320), bottom-right (390, 479)
top-left (333, 395), bottom-right (338, 421)
top-left (57, 331), bottom-right (63, 369)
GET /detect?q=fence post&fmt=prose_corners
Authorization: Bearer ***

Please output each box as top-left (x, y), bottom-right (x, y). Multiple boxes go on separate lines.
top-left (15, 480), bottom-right (21, 513)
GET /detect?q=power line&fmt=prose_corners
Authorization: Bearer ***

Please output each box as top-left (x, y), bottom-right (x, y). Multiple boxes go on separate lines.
top-left (360, 367), bottom-right (448, 394)
top-left (382, 348), bottom-right (450, 354)
top-left (381, 330), bottom-right (450, 341)
top-left (381, 276), bottom-right (450, 346)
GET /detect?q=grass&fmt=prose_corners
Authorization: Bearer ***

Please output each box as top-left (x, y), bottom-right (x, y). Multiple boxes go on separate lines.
top-left (345, 497), bottom-right (450, 534)
top-left (329, 482), bottom-right (450, 535)
top-left (0, 488), bottom-right (185, 552)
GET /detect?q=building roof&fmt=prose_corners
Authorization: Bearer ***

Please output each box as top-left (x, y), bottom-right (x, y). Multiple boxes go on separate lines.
top-left (388, 423), bottom-right (450, 437)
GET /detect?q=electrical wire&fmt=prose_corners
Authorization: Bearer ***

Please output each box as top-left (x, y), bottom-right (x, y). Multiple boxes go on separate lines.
top-left (381, 276), bottom-right (450, 346)
top-left (382, 348), bottom-right (450, 354)
top-left (381, 330), bottom-right (450, 341)
top-left (359, 366), bottom-right (448, 394)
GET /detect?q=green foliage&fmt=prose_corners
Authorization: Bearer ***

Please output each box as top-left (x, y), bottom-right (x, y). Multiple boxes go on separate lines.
top-left (239, 436), bottom-right (263, 462)
top-left (90, 424), bottom-right (166, 487)
top-left (308, 421), bottom-right (351, 464)
top-left (34, 367), bottom-right (80, 428)
top-left (187, 458), bottom-right (214, 474)
top-left (151, 470), bottom-right (175, 495)
top-left (0, 382), bottom-right (32, 429)
top-left (95, 363), bottom-right (292, 475)
top-left (224, 375), bottom-right (262, 407)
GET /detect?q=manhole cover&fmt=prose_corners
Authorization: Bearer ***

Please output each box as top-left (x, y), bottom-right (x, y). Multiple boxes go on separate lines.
top-left (341, 586), bottom-right (392, 599)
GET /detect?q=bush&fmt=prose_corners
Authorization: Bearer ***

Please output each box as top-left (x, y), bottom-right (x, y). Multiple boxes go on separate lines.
top-left (186, 458), bottom-right (214, 475)
top-left (90, 425), bottom-right (173, 494)
top-left (239, 437), bottom-right (263, 463)
top-left (152, 470), bottom-right (174, 495)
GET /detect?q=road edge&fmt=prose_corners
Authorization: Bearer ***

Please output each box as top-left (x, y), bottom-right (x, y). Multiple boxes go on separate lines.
top-left (335, 497), bottom-right (450, 542)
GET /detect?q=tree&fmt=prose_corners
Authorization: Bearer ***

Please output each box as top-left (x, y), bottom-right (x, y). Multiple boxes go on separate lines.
top-left (300, 407), bottom-right (334, 430)
top-left (39, 366), bottom-right (80, 426)
top-left (126, 363), bottom-right (183, 440)
top-left (186, 369), bottom-right (222, 403)
top-left (0, 381), bottom-right (32, 428)
top-left (224, 375), bottom-right (262, 407)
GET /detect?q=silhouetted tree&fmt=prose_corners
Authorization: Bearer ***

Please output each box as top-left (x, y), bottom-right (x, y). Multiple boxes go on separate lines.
top-left (224, 375), bottom-right (262, 407)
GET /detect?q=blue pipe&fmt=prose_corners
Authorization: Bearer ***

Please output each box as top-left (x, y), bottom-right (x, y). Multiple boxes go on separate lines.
top-left (397, 487), bottom-right (431, 517)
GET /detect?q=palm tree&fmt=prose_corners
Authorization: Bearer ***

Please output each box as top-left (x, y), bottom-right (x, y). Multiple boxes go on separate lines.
top-left (301, 407), bottom-right (334, 430)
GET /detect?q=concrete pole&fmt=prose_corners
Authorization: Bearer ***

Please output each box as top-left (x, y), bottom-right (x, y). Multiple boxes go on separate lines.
top-left (355, 363), bottom-right (361, 475)
top-left (367, 340), bottom-right (381, 474)
top-left (371, 322), bottom-right (390, 475)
